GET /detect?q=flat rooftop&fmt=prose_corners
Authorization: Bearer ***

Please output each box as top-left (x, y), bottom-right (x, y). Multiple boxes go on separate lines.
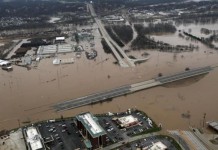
top-left (37, 45), bottom-right (57, 55)
top-left (0, 59), bottom-right (10, 65)
top-left (207, 121), bottom-right (218, 132)
top-left (148, 141), bottom-right (167, 150)
top-left (25, 126), bottom-right (44, 150)
top-left (76, 112), bottom-right (106, 138)
top-left (37, 44), bottom-right (73, 55)
top-left (118, 115), bottom-right (138, 126)
top-left (56, 37), bottom-right (65, 41)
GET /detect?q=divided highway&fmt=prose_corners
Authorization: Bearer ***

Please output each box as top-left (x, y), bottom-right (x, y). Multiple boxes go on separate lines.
top-left (53, 66), bottom-right (213, 112)
top-left (155, 66), bottom-right (212, 84)
top-left (54, 85), bottom-right (131, 112)
top-left (88, 4), bottom-right (135, 67)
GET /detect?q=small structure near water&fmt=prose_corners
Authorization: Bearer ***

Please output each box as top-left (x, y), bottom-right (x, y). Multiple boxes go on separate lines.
top-left (0, 59), bottom-right (13, 71)
top-left (53, 58), bottom-right (74, 65)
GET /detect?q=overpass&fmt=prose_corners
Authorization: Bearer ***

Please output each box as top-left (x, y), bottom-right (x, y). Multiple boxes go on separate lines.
top-left (53, 66), bottom-right (213, 112)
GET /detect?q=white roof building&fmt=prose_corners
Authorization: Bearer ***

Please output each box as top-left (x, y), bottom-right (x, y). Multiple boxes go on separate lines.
top-left (55, 37), bottom-right (65, 41)
top-left (37, 44), bottom-right (73, 55)
top-left (58, 44), bottom-right (73, 53)
top-left (148, 141), bottom-right (167, 150)
top-left (24, 126), bottom-right (45, 150)
top-left (0, 59), bottom-right (11, 66)
top-left (37, 45), bottom-right (57, 55)
top-left (117, 115), bottom-right (139, 128)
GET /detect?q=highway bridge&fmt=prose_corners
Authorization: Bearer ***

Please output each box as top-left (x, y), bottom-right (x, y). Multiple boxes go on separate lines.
top-left (88, 3), bottom-right (151, 67)
top-left (88, 4), bottom-right (135, 67)
top-left (155, 66), bottom-right (212, 84)
top-left (53, 66), bottom-right (213, 112)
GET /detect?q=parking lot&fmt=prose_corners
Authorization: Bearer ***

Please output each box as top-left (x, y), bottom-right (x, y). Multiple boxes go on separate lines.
top-left (29, 109), bottom-right (163, 150)
top-left (97, 109), bottom-right (158, 145)
top-left (118, 135), bottom-right (179, 150)
top-left (37, 119), bottom-right (85, 150)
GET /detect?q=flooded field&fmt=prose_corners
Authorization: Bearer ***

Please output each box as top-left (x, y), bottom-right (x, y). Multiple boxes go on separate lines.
top-left (177, 23), bottom-right (218, 38)
top-left (1, 23), bottom-right (218, 132)
top-left (152, 23), bottom-right (218, 48)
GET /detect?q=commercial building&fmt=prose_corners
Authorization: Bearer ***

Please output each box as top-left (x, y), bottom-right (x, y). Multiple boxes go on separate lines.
top-left (76, 112), bottom-right (107, 149)
top-left (37, 45), bottom-right (57, 55)
top-left (37, 44), bottom-right (74, 56)
top-left (103, 15), bottom-right (125, 22)
top-left (114, 115), bottom-right (139, 128)
top-left (147, 141), bottom-right (167, 150)
top-left (23, 126), bottom-right (45, 150)
top-left (58, 44), bottom-right (74, 53)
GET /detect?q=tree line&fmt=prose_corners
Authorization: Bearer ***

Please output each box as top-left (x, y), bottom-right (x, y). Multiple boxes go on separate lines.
top-left (183, 32), bottom-right (217, 49)
top-left (134, 23), bottom-right (176, 35)
top-left (105, 26), bottom-right (125, 47)
top-left (101, 38), bottom-right (112, 54)
top-left (0, 1), bottom-right (86, 18)
top-left (112, 25), bottom-right (133, 44)
top-left (131, 23), bottom-right (176, 50)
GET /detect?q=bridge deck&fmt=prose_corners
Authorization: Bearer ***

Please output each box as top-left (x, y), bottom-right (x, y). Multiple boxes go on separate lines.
top-left (156, 66), bottom-right (212, 84)
top-left (54, 85), bottom-right (131, 111)
top-left (53, 66), bottom-right (213, 112)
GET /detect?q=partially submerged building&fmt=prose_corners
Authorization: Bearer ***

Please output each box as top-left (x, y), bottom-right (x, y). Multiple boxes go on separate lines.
top-left (76, 112), bottom-right (107, 149)
top-left (0, 59), bottom-right (13, 71)
top-left (77, 31), bottom-right (94, 41)
top-left (147, 141), bottom-right (167, 150)
top-left (207, 121), bottom-right (218, 133)
top-left (58, 44), bottom-right (73, 53)
top-left (37, 45), bottom-right (57, 56)
top-left (37, 44), bottom-right (74, 56)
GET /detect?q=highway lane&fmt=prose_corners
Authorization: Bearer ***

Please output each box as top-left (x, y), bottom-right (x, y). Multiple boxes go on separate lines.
top-left (88, 3), bottom-right (151, 67)
top-left (130, 81), bottom-right (161, 92)
top-left (54, 85), bottom-right (131, 111)
top-left (53, 66), bottom-right (213, 112)
top-left (156, 66), bottom-right (212, 83)
top-left (88, 4), bottom-right (134, 67)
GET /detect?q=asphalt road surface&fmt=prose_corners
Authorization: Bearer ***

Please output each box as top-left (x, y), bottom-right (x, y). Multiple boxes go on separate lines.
top-left (53, 66), bottom-right (212, 112)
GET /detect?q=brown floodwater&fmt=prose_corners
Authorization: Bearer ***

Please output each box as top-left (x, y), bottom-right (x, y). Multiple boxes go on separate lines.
top-left (1, 23), bottom-right (218, 132)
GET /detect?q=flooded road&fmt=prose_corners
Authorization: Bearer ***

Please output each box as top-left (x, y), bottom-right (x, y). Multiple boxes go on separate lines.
top-left (1, 23), bottom-right (218, 131)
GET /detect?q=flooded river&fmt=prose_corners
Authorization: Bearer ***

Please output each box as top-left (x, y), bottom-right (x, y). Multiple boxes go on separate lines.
top-left (0, 23), bottom-right (218, 131)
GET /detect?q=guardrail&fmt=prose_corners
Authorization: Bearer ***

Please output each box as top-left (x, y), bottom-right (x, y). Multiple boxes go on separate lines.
top-left (53, 66), bottom-right (213, 112)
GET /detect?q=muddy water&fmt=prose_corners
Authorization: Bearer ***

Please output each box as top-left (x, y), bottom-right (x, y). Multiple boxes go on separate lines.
top-left (1, 24), bottom-right (218, 131)
top-left (176, 23), bottom-right (218, 38)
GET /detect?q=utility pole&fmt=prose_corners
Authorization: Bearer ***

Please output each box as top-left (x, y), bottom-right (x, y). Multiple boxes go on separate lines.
top-left (17, 119), bottom-right (20, 128)
top-left (203, 113), bottom-right (206, 128)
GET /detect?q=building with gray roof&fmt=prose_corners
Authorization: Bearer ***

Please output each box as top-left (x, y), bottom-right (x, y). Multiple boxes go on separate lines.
top-left (76, 112), bottom-right (106, 149)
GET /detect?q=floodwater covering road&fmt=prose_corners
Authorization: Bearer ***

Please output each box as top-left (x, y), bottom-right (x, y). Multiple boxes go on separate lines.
top-left (1, 23), bottom-right (218, 132)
